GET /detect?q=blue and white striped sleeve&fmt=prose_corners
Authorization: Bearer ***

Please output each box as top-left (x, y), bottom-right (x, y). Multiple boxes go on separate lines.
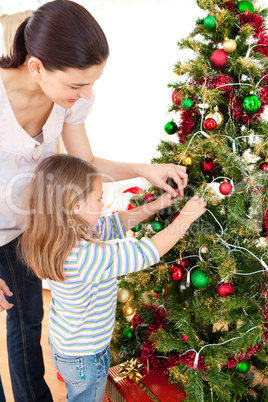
top-left (94, 213), bottom-right (126, 241)
top-left (77, 237), bottom-right (159, 283)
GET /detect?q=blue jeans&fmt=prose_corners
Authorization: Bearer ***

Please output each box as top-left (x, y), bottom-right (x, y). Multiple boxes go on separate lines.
top-left (0, 375), bottom-right (6, 402)
top-left (50, 340), bottom-right (111, 402)
top-left (0, 237), bottom-right (52, 401)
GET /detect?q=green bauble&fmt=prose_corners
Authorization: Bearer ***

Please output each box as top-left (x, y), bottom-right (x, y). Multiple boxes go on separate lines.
top-left (132, 224), bottom-right (141, 232)
top-left (242, 94), bottom-right (261, 113)
top-left (123, 327), bottom-right (133, 339)
top-left (191, 269), bottom-right (209, 288)
top-left (237, 361), bottom-right (250, 373)
top-left (164, 121), bottom-right (178, 135)
top-left (203, 15), bottom-right (216, 29)
top-left (151, 220), bottom-right (164, 232)
top-left (237, 1), bottom-right (254, 13)
top-left (181, 98), bottom-right (194, 110)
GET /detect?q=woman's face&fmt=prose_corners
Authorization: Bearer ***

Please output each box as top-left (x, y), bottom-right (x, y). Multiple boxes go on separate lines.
top-left (33, 61), bottom-right (106, 108)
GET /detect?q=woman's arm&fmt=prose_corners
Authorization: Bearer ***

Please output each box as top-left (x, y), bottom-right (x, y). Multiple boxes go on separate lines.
top-left (61, 123), bottom-right (188, 197)
top-left (120, 192), bottom-right (176, 231)
top-left (0, 279), bottom-right (13, 312)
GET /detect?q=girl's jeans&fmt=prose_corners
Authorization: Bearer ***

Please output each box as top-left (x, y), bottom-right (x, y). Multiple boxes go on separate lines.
top-left (50, 340), bottom-right (111, 402)
top-left (0, 237), bottom-right (52, 401)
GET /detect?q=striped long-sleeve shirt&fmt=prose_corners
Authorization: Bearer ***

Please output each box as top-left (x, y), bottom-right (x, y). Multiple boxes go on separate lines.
top-left (47, 213), bottom-right (159, 356)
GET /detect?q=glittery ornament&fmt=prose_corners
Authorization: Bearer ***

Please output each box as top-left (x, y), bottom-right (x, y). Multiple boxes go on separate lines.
top-left (151, 220), bottom-right (164, 232)
top-left (203, 117), bottom-right (217, 131)
top-left (223, 38), bottom-right (237, 53)
top-left (182, 155), bottom-right (193, 166)
top-left (217, 282), bottom-right (234, 297)
top-left (237, 1), bottom-right (254, 13)
top-left (242, 94), bottom-right (261, 113)
top-left (181, 97), bottom-right (194, 110)
top-left (164, 121), bottom-right (178, 135)
top-left (191, 269), bottom-right (209, 288)
top-left (117, 288), bottom-right (131, 303)
top-left (237, 360), bottom-right (251, 373)
top-left (203, 15), bottom-right (216, 29)
top-left (210, 49), bottom-right (229, 69)
top-left (219, 182), bottom-right (233, 195)
top-left (172, 89), bottom-right (181, 105)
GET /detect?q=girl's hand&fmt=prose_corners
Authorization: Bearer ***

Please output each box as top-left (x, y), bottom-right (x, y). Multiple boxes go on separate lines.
top-left (178, 195), bottom-right (206, 225)
top-left (157, 191), bottom-right (177, 210)
top-left (0, 278), bottom-right (13, 313)
top-left (141, 164), bottom-right (188, 198)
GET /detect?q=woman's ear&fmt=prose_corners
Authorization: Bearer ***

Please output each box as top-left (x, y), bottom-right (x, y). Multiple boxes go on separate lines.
top-left (28, 57), bottom-right (44, 80)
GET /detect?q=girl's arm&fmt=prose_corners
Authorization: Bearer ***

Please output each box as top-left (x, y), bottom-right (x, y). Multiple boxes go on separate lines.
top-left (151, 195), bottom-right (206, 257)
top-left (119, 192), bottom-right (176, 232)
top-left (61, 123), bottom-right (188, 197)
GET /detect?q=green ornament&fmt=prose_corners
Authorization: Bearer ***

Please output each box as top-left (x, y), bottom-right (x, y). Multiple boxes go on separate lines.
top-left (191, 269), bottom-right (209, 288)
top-left (237, 1), bottom-right (254, 13)
top-left (155, 287), bottom-right (162, 294)
top-left (203, 15), bottom-right (217, 29)
top-left (132, 224), bottom-right (141, 232)
top-left (164, 121), bottom-right (178, 135)
top-left (151, 220), bottom-right (164, 232)
top-left (237, 361), bottom-right (250, 373)
top-left (181, 98), bottom-right (194, 110)
top-left (123, 327), bottom-right (133, 339)
top-left (242, 94), bottom-right (261, 113)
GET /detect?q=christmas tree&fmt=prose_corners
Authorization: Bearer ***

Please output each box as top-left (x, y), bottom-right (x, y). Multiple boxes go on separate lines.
top-left (111, 1), bottom-right (268, 400)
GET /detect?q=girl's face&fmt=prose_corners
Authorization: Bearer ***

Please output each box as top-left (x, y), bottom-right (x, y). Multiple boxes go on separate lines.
top-left (73, 177), bottom-right (104, 227)
top-left (32, 60), bottom-right (106, 108)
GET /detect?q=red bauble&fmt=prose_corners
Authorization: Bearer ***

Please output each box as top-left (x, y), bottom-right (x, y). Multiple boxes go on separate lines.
top-left (122, 186), bottom-right (143, 194)
top-left (144, 192), bottom-right (155, 203)
top-left (210, 49), bottom-right (229, 69)
top-left (203, 118), bottom-right (217, 131)
top-left (169, 264), bottom-right (187, 282)
top-left (217, 282), bottom-right (234, 297)
top-left (200, 158), bottom-right (216, 175)
top-left (127, 203), bottom-right (135, 210)
top-left (179, 258), bottom-right (190, 269)
top-left (182, 335), bottom-right (189, 343)
top-left (259, 162), bottom-right (268, 171)
top-left (172, 90), bottom-right (181, 106)
top-left (219, 181), bottom-right (233, 195)
top-left (172, 212), bottom-right (180, 221)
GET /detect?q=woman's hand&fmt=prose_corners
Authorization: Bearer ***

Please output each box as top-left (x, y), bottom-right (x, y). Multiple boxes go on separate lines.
top-left (141, 164), bottom-right (188, 198)
top-left (156, 191), bottom-right (177, 210)
top-left (0, 279), bottom-right (13, 313)
top-left (178, 195), bottom-right (207, 225)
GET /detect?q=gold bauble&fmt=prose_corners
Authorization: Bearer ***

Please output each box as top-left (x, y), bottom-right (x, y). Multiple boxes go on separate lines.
top-left (125, 311), bottom-right (136, 322)
top-left (128, 292), bottom-right (135, 303)
top-left (117, 288), bottom-right (131, 303)
top-left (123, 304), bottom-right (135, 316)
top-left (182, 155), bottom-right (193, 166)
top-left (223, 39), bottom-right (237, 54)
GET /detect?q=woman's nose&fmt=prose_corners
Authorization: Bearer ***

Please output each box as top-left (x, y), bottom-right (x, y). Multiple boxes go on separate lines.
top-left (78, 86), bottom-right (92, 100)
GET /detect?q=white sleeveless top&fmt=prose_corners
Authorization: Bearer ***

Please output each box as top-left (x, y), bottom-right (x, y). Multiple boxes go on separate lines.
top-left (0, 75), bottom-right (95, 246)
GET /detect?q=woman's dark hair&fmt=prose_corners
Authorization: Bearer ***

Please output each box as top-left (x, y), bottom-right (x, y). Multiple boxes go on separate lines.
top-left (0, 0), bottom-right (109, 70)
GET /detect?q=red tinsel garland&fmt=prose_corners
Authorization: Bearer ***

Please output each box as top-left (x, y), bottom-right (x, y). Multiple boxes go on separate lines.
top-left (177, 108), bottom-right (197, 144)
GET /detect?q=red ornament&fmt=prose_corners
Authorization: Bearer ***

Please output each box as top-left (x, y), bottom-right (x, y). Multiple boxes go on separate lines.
top-left (144, 192), bottom-right (155, 203)
top-left (172, 90), bottom-right (181, 106)
top-left (203, 118), bottom-right (217, 131)
top-left (217, 282), bottom-right (234, 297)
top-left (179, 258), bottom-right (190, 269)
top-left (200, 158), bottom-right (216, 175)
top-left (122, 186), bottom-right (143, 194)
top-left (219, 181), bottom-right (233, 195)
top-left (127, 203), bottom-right (135, 210)
top-left (210, 49), bottom-right (229, 69)
top-left (182, 335), bottom-right (189, 342)
top-left (259, 162), bottom-right (268, 171)
top-left (172, 212), bottom-right (180, 221)
top-left (169, 264), bottom-right (187, 282)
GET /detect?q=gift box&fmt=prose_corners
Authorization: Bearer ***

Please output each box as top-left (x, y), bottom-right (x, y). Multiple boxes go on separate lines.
top-left (106, 360), bottom-right (187, 402)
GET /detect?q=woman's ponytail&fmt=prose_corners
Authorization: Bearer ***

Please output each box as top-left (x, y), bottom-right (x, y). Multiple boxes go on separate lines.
top-left (0, 17), bottom-right (30, 68)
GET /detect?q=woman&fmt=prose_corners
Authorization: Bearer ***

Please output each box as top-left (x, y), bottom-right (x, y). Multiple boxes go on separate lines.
top-left (0, 0), bottom-right (187, 400)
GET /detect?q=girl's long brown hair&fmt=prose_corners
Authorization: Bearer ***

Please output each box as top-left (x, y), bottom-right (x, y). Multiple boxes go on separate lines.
top-left (19, 154), bottom-right (100, 282)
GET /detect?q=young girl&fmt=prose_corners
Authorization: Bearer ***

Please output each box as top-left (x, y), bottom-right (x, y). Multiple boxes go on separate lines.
top-left (0, 1), bottom-right (187, 398)
top-left (19, 154), bottom-right (206, 402)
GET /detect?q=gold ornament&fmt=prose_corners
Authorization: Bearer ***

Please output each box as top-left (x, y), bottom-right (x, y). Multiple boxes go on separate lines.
top-left (182, 155), bottom-right (193, 166)
top-left (127, 292), bottom-right (135, 303)
top-left (123, 304), bottom-right (135, 316)
top-left (205, 107), bottom-right (224, 127)
top-left (114, 358), bottom-right (145, 383)
top-left (117, 288), bottom-right (131, 303)
top-left (125, 311), bottom-right (136, 322)
top-left (223, 38), bottom-right (237, 53)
